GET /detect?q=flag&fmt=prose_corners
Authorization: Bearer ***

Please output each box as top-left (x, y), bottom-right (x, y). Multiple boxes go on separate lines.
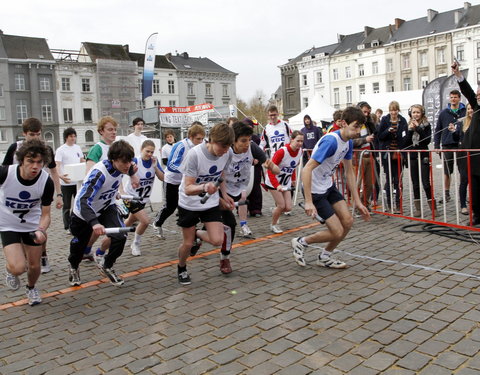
top-left (142, 33), bottom-right (158, 102)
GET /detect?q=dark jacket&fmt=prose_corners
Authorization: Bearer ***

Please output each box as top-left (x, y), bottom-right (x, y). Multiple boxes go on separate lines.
top-left (403, 119), bottom-right (431, 159)
top-left (353, 115), bottom-right (377, 149)
top-left (434, 103), bottom-right (466, 149)
top-left (458, 78), bottom-right (480, 175)
top-left (378, 114), bottom-right (408, 151)
top-left (300, 121), bottom-right (322, 151)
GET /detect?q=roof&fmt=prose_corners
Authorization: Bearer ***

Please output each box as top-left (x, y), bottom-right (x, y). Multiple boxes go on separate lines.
top-left (82, 42), bottom-right (131, 61)
top-left (282, 43), bottom-right (338, 66)
top-left (129, 52), bottom-right (175, 69)
top-left (332, 32), bottom-right (366, 55)
top-left (0, 34), bottom-right (54, 60)
top-left (168, 53), bottom-right (236, 74)
top-left (389, 4), bottom-right (480, 43)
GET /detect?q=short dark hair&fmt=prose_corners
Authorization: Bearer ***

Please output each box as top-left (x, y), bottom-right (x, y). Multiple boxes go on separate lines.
top-left (267, 105), bottom-right (278, 113)
top-left (141, 139), bottom-right (155, 149)
top-left (333, 110), bottom-right (343, 122)
top-left (357, 101), bottom-right (371, 110)
top-left (209, 122), bottom-right (235, 146)
top-left (108, 140), bottom-right (134, 162)
top-left (132, 117), bottom-right (145, 126)
top-left (341, 107), bottom-right (366, 125)
top-left (450, 89), bottom-right (461, 98)
top-left (22, 118), bottom-right (42, 134)
top-left (63, 127), bottom-right (77, 142)
top-left (16, 139), bottom-right (51, 166)
top-left (232, 121), bottom-right (253, 141)
top-left (163, 129), bottom-right (175, 140)
top-left (291, 130), bottom-right (303, 139)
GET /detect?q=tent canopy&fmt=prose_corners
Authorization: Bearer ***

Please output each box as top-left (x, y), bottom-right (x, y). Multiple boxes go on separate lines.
top-left (360, 90), bottom-right (423, 115)
top-left (288, 93), bottom-right (336, 130)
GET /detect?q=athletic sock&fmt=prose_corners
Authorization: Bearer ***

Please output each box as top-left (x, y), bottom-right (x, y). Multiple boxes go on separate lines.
top-left (96, 248), bottom-right (105, 256)
top-left (134, 233), bottom-right (142, 245)
top-left (178, 265), bottom-right (187, 273)
top-left (240, 220), bottom-right (247, 227)
top-left (220, 253), bottom-right (230, 260)
top-left (299, 237), bottom-right (308, 246)
top-left (321, 249), bottom-right (332, 259)
top-left (84, 246), bottom-right (92, 255)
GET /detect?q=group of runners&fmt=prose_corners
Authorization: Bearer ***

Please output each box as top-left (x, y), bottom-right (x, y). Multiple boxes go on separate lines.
top-left (1, 105), bottom-right (371, 306)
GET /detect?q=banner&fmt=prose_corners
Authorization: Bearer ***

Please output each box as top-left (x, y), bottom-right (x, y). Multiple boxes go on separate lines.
top-left (422, 76), bottom-right (447, 130)
top-left (158, 103), bottom-right (214, 126)
top-left (142, 32), bottom-right (158, 102)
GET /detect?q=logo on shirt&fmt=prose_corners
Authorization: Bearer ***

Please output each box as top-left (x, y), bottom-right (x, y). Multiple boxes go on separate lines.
top-left (5, 190), bottom-right (40, 209)
top-left (196, 165), bottom-right (222, 183)
top-left (98, 181), bottom-right (120, 201)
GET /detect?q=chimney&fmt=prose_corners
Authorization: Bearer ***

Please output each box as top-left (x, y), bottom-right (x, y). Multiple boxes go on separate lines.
top-left (427, 9), bottom-right (438, 22)
top-left (122, 44), bottom-right (129, 53)
top-left (337, 34), bottom-right (345, 43)
top-left (165, 52), bottom-right (172, 61)
top-left (182, 52), bottom-right (189, 59)
top-left (465, 2), bottom-right (471, 10)
top-left (454, 10), bottom-right (462, 25)
top-left (0, 30), bottom-right (3, 35)
top-left (394, 18), bottom-right (405, 30)
top-left (364, 26), bottom-right (373, 37)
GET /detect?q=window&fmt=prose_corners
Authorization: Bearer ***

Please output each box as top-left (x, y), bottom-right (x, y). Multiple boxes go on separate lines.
top-left (419, 51), bottom-right (428, 67)
top-left (153, 80), bottom-right (160, 94)
top-left (477, 68), bottom-right (480, 84)
top-left (222, 84), bottom-right (229, 97)
top-left (333, 88), bottom-right (340, 106)
top-left (188, 100), bottom-right (195, 106)
top-left (63, 108), bottom-right (73, 123)
top-left (477, 42), bottom-right (480, 59)
top-left (83, 108), bottom-right (92, 122)
top-left (333, 68), bottom-right (339, 80)
top-left (316, 71), bottom-right (323, 83)
top-left (387, 80), bottom-right (394, 92)
top-left (205, 83), bottom-right (212, 96)
top-left (85, 130), bottom-right (94, 143)
top-left (188, 82), bottom-right (194, 96)
top-left (138, 79), bottom-right (142, 93)
top-left (402, 54), bottom-right (410, 70)
top-left (16, 100), bottom-right (28, 124)
top-left (346, 86), bottom-right (352, 105)
top-left (421, 76), bottom-right (429, 89)
top-left (359, 84), bottom-right (365, 95)
top-left (0, 84), bottom-right (3, 96)
top-left (82, 78), bottom-right (91, 92)
top-left (403, 77), bottom-right (411, 91)
top-left (386, 59), bottom-right (394, 73)
top-left (287, 76), bottom-right (293, 88)
top-left (44, 131), bottom-right (54, 150)
top-left (0, 106), bottom-right (5, 120)
top-left (456, 44), bottom-right (465, 61)
top-left (372, 82), bottom-right (379, 93)
top-left (41, 99), bottom-right (53, 122)
top-left (437, 48), bottom-right (445, 64)
top-left (61, 77), bottom-right (71, 91)
top-left (302, 75), bottom-right (308, 86)
top-left (345, 67), bottom-right (351, 79)
top-left (169, 100), bottom-right (176, 107)
top-left (0, 129), bottom-right (6, 143)
top-left (39, 76), bottom-right (51, 91)
top-left (15, 74), bottom-right (25, 90)
top-left (372, 61), bottom-right (379, 74)
top-left (358, 64), bottom-right (365, 77)
top-left (154, 100), bottom-right (161, 107)
top-left (302, 97), bottom-right (309, 109)
top-left (168, 80), bottom-right (175, 94)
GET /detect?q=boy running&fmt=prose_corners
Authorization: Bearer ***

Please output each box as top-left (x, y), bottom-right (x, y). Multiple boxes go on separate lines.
top-left (292, 107), bottom-right (370, 268)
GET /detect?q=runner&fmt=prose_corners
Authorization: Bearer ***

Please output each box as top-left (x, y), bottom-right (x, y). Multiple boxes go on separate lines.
top-left (265, 131), bottom-right (304, 233)
top-left (176, 122), bottom-right (235, 284)
top-left (68, 140), bottom-right (135, 287)
top-left (123, 140), bottom-right (164, 256)
top-left (291, 106), bottom-right (370, 268)
top-left (1, 139), bottom-right (54, 305)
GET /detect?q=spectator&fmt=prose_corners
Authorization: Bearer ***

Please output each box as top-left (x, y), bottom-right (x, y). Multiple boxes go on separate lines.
top-left (300, 114), bottom-right (322, 166)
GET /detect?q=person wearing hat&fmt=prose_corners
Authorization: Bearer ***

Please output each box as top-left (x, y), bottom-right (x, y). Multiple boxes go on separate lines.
top-left (126, 117), bottom-right (147, 158)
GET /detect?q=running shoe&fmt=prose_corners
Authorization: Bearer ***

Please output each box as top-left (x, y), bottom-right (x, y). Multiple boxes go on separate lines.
top-left (291, 237), bottom-right (307, 267)
top-left (101, 267), bottom-right (124, 286)
top-left (317, 254), bottom-right (347, 269)
top-left (68, 268), bottom-right (81, 286)
top-left (270, 224), bottom-right (283, 234)
top-left (131, 242), bottom-right (141, 256)
top-left (220, 259), bottom-right (232, 274)
top-left (5, 269), bottom-right (20, 290)
top-left (151, 223), bottom-right (165, 239)
top-left (240, 224), bottom-right (253, 238)
top-left (41, 256), bottom-right (51, 273)
top-left (25, 286), bottom-right (42, 306)
top-left (178, 270), bottom-right (191, 285)
top-left (190, 235), bottom-right (202, 256)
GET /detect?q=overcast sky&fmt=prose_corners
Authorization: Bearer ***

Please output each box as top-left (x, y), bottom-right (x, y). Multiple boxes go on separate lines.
top-left (3, 0), bottom-right (470, 101)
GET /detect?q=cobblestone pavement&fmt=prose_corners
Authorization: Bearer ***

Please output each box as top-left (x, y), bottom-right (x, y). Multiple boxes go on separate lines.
top-left (1, 193), bottom-right (480, 374)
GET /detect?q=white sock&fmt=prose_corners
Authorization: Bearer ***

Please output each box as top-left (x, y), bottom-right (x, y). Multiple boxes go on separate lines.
top-left (134, 233), bottom-right (142, 245)
top-left (299, 237), bottom-right (308, 246)
top-left (321, 249), bottom-right (332, 258)
top-left (220, 253), bottom-right (229, 260)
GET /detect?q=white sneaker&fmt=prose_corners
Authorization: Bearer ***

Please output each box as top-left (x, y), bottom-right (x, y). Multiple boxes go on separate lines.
top-left (317, 254), bottom-right (347, 269)
top-left (131, 242), bottom-right (141, 256)
top-left (241, 224), bottom-right (253, 237)
top-left (151, 224), bottom-right (165, 239)
top-left (41, 256), bottom-right (51, 273)
top-left (291, 237), bottom-right (307, 267)
top-left (270, 224), bottom-right (283, 234)
top-left (5, 269), bottom-right (20, 290)
top-left (283, 211), bottom-right (292, 216)
top-left (25, 286), bottom-right (42, 306)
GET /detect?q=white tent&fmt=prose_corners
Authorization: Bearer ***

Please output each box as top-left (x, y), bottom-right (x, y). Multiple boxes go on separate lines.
top-left (361, 90), bottom-right (423, 116)
top-left (288, 93), bottom-right (336, 130)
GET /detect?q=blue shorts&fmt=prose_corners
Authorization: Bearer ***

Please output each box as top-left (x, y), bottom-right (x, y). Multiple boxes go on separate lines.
top-left (312, 185), bottom-right (345, 221)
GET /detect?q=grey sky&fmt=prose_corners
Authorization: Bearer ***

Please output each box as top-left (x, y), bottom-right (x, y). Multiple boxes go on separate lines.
top-left (3, 0), bottom-right (468, 101)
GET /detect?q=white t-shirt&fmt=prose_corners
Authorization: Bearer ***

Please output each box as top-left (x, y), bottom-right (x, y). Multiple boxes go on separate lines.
top-left (55, 143), bottom-right (84, 186)
top-left (126, 133), bottom-right (147, 157)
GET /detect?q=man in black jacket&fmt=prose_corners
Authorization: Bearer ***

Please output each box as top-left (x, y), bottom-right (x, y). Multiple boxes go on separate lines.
top-left (452, 61), bottom-right (480, 225)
